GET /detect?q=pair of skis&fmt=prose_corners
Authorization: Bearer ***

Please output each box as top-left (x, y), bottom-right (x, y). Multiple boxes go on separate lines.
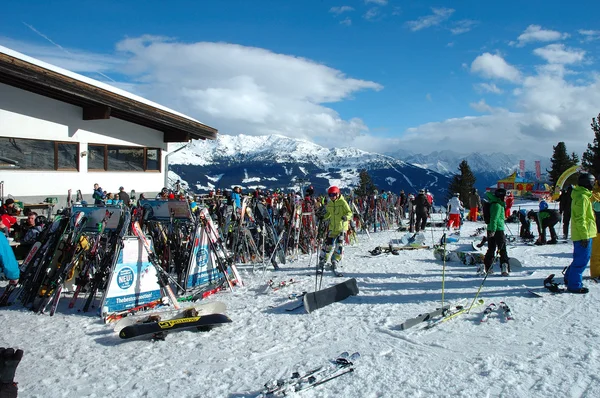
top-left (397, 299), bottom-right (486, 330)
top-left (260, 351), bottom-right (359, 396)
top-left (480, 302), bottom-right (513, 322)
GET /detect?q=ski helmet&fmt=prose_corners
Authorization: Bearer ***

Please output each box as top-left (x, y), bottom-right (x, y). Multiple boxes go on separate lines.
top-left (527, 210), bottom-right (536, 219)
top-left (454, 192), bottom-right (460, 197)
top-left (327, 186), bottom-right (340, 196)
top-left (494, 188), bottom-right (507, 199)
top-left (578, 172), bottom-right (596, 190)
top-left (539, 200), bottom-right (549, 211)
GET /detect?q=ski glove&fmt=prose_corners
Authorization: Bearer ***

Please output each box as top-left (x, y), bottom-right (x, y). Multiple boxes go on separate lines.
top-left (341, 216), bottom-right (348, 221)
top-left (0, 348), bottom-right (24, 383)
top-left (580, 239), bottom-right (590, 249)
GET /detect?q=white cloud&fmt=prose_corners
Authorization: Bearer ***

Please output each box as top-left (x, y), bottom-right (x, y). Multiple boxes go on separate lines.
top-left (340, 17), bottom-right (352, 26)
top-left (110, 36), bottom-right (382, 147)
top-left (0, 36), bottom-right (122, 77)
top-left (475, 82), bottom-right (503, 94)
top-left (330, 6), bottom-right (354, 15)
top-left (450, 20), bottom-right (478, 35)
top-left (533, 44), bottom-right (585, 64)
top-left (469, 99), bottom-right (506, 113)
top-left (406, 8), bottom-right (455, 31)
top-left (471, 53), bottom-right (521, 82)
top-left (365, 0), bottom-right (388, 5)
top-left (394, 61), bottom-right (600, 156)
top-left (512, 25), bottom-right (569, 47)
top-left (364, 7), bottom-right (379, 21)
top-left (579, 29), bottom-right (600, 41)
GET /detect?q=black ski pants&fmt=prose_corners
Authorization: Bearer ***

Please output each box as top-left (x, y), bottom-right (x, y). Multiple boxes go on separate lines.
top-left (484, 230), bottom-right (509, 271)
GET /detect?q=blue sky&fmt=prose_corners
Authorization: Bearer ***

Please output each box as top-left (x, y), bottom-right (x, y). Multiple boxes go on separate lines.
top-left (2, 0), bottom-right (600, 157)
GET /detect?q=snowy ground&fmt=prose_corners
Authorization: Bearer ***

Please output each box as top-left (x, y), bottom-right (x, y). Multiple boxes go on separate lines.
top-left (3, 200), bottom-right (600, 398)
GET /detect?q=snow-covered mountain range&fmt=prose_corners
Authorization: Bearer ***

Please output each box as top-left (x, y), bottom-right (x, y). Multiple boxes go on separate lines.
top-left (168, 134), bottom-right (451, 199)
top-left (168, 134), bottom-right (551, 198)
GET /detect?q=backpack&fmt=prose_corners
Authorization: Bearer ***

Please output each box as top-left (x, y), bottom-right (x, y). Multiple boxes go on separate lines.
top-left (482, 198), bottom-right (491, 225)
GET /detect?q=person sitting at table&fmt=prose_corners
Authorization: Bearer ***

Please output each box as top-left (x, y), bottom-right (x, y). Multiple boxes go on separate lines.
top-left (0, 199), bottom-right (19, 216)
top-left (16, 212), bottom-right (37, 240)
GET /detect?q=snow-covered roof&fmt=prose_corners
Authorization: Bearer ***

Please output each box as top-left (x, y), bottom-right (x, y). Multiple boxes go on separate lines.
top-left (0, 45), bottom-right (217, 141)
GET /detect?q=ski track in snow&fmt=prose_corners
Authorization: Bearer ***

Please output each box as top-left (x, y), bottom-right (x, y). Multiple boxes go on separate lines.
top-left (3, 210), bottom-right (600, 397)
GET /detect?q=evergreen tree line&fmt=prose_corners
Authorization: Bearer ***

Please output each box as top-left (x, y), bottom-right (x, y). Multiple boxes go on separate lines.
top-left (446, 112), bottom-right (600, 199)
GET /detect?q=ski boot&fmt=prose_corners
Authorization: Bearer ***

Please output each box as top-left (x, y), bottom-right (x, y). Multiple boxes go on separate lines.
top-left (501, 263), bottom-right (509, 277)
top-left (331, 261), bottom-right (343, 277)
top-left (316, 260), bottom-right (325, 275)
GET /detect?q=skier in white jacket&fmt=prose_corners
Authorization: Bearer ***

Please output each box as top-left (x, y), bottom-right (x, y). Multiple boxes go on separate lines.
top-left (446, 193), bottom-right (464, 231)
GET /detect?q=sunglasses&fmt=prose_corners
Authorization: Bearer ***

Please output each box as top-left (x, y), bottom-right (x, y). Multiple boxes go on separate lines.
top-left (328, 193), bottom-right (338, 197)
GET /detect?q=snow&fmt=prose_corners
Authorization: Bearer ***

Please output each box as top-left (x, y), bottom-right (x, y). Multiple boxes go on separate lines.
top-left (3, 201), bottom-right (600, 397)
top-left (0, 45), bottom-right (203, 125)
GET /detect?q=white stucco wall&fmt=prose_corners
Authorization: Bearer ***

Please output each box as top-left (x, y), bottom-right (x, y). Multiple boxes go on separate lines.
top-left (0, 82), bottom-right (172, 201)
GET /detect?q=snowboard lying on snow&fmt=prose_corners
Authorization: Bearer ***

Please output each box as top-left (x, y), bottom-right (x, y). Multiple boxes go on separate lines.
top-left (303, 278), bottom-right (359, 314)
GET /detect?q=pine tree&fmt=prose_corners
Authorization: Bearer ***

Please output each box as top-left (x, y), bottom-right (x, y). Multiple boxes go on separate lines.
top-left (447, 160), bottom-right (476, 203)
top-left (548, 142), bottom-right (578, 187)
top-left (354, 169), bottom-right (377, 197)
top-left (582, 114), bottom-right (600, 176)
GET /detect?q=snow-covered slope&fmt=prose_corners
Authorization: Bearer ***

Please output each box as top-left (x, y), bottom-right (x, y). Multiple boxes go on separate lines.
top-left (4, 202), bottom-right (600, 397)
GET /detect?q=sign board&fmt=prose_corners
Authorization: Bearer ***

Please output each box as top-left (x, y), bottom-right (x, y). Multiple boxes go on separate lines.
top-left (184, 224), bottom-right (224, 290)
top-left (101, 236), bottom-right (161, 316)
top-left (71, 206), bottom-right (123, 232)
top-left (139, 199), bottom-right (192, 221)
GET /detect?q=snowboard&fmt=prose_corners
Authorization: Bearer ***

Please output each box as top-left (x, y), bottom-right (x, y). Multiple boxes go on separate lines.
top-left (433, 247), bottom-right (522, 269)
top-left (118, 312), bottom-right (232, 339)
top-left (303, 278), bottom-right (359, 314)
top-left (114, 301), bottom-right (227, 333)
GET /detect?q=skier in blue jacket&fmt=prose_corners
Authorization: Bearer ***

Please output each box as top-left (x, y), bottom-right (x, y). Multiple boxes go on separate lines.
top-left (0, 230), bottom-right (19, 283)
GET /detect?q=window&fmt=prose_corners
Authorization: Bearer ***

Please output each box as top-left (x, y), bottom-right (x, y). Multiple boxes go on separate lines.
top-left (0, 137), bottom-right (78, 171)
top-left (88, 145), bottom-right (161, 172)
top-left (88, 145), bottom-right (106, 170)
top-left (146, 148), bottom-right (160, 171)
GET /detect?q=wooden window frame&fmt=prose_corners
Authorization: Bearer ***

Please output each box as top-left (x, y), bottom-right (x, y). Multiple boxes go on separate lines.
top-left (0, 136), bottom-right (79, 171)
top-left (88, 144), bottom-right (161, 172)
top-left (55, 141), bottom-right (80, 171)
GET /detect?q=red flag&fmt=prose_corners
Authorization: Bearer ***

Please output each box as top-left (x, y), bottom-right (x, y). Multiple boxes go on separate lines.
top-left (535, 161), bottom-right (541, 180)
top-left (519, 160), bottom-right (525, 178)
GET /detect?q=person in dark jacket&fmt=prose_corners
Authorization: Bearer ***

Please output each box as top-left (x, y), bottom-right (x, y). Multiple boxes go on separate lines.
top-left (468, 189), bottom-right (482, 222)
top-left (92, 183), bottom-right (106, 205)
top-left (483, 188), bottom-right (510, 275)
top-left (529, 201), bottom-right (560, 245)
top-left (118, 187), bottom-right (130, 207)
top-left (559, 186), bottom-right (573, 239)
top-left (519, 209), bottom-right (534, 239)
top-left (414, 189), bottom-right (431, 233)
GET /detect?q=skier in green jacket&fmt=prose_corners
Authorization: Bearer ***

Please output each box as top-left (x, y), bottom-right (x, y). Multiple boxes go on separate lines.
top-left (483, 188), bottom-right (511, 276)
top-left (318, 186), bottom-right (353, 277)
top-left (564, 172), bottom-right (597, 293)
